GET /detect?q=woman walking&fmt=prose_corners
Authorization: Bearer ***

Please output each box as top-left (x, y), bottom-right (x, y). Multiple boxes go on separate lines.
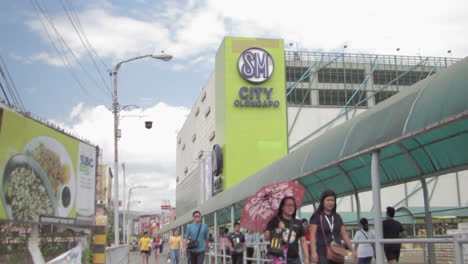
top-left (309, 190), bottom-right (357, 263)
top-left (264, 196), bottom-right (309, 264)
top-left (169, 229), bottom-right (182, 264)
top-left (353, 218), bottom-right (375, 264)
top-left (153, 235), bottom-right (162, 264)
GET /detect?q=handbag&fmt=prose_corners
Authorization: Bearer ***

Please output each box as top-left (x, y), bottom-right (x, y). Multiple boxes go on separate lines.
top-left (267, 217), bottom-right (292, 257)
top-left (187, 223), bottom-right (202, 250)
top-left (320, 214), bottom-right (347, 263)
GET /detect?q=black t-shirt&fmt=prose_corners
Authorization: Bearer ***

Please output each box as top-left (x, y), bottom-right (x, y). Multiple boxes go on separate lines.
top-left (228, 232), bottom-right (246, 254)
top-left (383, 218), bottom-right (404, 249)
top-left (266, 216), bottom-right (305, 259)
top-left (309, 212), bottom-right (344, 247)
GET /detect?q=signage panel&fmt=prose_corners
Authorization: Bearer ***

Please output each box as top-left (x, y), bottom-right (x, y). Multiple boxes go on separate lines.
top-left (0, 106), bottom-right (96, 224)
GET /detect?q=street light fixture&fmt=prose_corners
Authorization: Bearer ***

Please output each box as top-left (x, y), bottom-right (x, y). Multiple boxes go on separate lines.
top-left (125, 186), bottom-right (148, 243)
top-left (113, 53), bottom-right (172, 245)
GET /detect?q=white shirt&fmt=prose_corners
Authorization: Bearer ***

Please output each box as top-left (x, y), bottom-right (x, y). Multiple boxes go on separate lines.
top-left (245, 233), bottom-right (255, 248)
top-left (354, 229), bottom-right (375, 258)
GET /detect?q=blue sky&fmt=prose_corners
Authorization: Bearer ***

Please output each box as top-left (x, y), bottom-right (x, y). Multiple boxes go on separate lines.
top-left (1, 0), bottom-right (467, 212)
top-left (1, 0), bottom-right (215, 122)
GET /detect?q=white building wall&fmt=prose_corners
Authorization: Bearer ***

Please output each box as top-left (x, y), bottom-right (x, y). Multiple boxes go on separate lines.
top-left (175, 73), bottom-right (216, 210)
top-left (288, 107), bottom-right (368, 149)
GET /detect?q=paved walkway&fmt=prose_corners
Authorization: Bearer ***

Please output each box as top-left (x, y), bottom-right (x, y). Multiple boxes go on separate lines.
top-left (129, 252), bottom-right (178, 264)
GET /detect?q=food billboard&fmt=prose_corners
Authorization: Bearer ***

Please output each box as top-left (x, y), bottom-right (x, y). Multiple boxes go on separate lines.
top-left (0, 106), bottom-right (96, 225)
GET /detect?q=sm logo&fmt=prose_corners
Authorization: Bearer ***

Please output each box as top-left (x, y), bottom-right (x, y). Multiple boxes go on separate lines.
top-left (238, 48), bottom-right (274, 83)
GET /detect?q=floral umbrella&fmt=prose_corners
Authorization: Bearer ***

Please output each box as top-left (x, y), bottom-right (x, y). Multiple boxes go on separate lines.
top-left (240, 180), bottom-right (306, 232)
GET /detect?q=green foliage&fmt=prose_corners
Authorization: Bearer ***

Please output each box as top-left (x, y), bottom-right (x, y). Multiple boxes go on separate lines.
top-left (82, 248), bottom-right (94, 264)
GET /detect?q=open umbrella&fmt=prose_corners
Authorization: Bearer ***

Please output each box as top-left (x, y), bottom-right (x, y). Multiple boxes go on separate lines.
top-left (240, 180), bottom-right (306, 232)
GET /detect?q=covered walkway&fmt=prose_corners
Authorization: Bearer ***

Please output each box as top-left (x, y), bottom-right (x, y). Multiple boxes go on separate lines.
top-left (160, 57), bottom-right (468, 263)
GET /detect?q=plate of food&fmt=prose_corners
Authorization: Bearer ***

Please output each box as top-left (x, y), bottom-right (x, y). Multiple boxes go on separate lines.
top-left (23, 136), bottom-right (76, 218)
top-left (1, 154), bottom-right (56, 222)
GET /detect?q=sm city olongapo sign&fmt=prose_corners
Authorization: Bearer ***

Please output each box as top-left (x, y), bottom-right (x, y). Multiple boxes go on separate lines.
top-left (235, 48), bottom-right (280, 107)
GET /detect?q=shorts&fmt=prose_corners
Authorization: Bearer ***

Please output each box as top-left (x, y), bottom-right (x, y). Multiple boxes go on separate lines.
top-left (384, 246), bottom-right (401, 262)
top-left (141, 250), bottom-right (150, 255)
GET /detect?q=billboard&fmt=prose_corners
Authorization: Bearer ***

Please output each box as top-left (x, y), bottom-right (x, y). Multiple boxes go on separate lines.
top-left (0, 106), bottom-right (96, 225)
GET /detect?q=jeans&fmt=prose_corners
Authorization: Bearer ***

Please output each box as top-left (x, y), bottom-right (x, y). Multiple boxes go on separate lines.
top-left (170, 249), bottom-right (180, 264)
top-left (358, 256), bottom-right (372, 264)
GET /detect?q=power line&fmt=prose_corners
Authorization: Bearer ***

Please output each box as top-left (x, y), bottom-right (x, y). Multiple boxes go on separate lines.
top-left (33, 0), bottom-right (110, 100)
top-left (29, 0), bottom-right (97, 101)
top-left (65, 0), bottom-right (110, 72)
top-left (0, 55), bottom-right (25, 110)
top-left (0, 78), bottom-right (11, 105)
top-left (58, 0), bottom-right (113, 97)
top-left (0, 64), bottom-right (22, 109)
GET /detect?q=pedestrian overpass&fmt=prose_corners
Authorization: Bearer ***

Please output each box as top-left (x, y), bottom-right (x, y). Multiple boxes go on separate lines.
top-left (159, 57), bottom-right (468, 263)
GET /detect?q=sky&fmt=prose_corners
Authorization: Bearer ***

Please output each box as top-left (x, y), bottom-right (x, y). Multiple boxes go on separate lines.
top-left (1, 0), bottom-right (467, 213)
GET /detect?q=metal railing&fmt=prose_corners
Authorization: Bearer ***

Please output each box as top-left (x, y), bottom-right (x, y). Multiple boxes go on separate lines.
top-left (106, 245), bottom-right (129, 264)
top-left (202, 235), bottom-right (468, 264)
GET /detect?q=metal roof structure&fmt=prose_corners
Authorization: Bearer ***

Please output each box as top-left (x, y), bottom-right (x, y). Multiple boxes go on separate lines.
top-left (160, 56), bottom-right (468, 234)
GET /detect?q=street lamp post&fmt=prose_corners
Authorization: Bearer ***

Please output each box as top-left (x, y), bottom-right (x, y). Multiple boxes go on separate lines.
top-left (125, 186), bottom-right (148, 243)
top-left (113, 53), bottom-right (172, 245)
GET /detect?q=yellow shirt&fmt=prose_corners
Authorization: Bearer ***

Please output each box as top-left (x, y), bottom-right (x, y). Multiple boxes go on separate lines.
top-left (170, 235), bottom-right (182, 250)
top-left (139, 237), bottom-right (151, 251)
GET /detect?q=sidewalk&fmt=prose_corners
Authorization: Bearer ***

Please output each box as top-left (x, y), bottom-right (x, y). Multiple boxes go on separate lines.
top-left (129, 252), bottom-right (179, 264)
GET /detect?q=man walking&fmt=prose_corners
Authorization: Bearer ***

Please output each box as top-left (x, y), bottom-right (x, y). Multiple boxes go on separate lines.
top-left (184, 211), bottom-right (209, 264)
top-left (228, 222), bottom-right (246, 264)
top-left (138, 232), bottom-right (151, 264)
top-left (383, 207), bottom-right (407, 263)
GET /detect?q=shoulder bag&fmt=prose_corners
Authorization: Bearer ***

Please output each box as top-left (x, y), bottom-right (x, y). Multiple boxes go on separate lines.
top-left (320, 214), bottom-right (347, 263)
top-left (360, 230), bottom-right (375, 258)
top-left (187, 224), bottom-right (202, 250)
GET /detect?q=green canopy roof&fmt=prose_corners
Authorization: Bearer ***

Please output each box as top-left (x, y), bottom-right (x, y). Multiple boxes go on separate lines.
top-left (160, 57), bottom-right (468, 233)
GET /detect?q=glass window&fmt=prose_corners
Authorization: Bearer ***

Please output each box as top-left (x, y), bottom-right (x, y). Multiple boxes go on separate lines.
top-left (373, 70), bottom-right (432, 86)
top-left (319, 89), bottom-right (368, 106)
top-left (375, 91), bottom-right (398, 104)
top-left (287, 88), bottom-right (311, 105)
top-left (318, 68), bottom-right (365, 84)
top-left (286, 67), bottom-right (309, 82)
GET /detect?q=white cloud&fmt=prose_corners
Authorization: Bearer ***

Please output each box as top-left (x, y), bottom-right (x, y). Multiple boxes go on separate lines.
top-left (55, 102), bottom-right (189, 212)
top-left (26, 0), bottom-right (468, 70)
top-left (69, 102), bottom-right (84, 119)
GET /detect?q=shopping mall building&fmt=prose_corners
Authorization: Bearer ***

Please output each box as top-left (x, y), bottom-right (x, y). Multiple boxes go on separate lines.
top-left (175, 37), bottom-right (465, 220)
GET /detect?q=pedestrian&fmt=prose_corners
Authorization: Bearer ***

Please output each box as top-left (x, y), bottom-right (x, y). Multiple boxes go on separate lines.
top-left (383, 207), bottom-right (406, 264)
top-left (309, 189), bottom-right (357, 264)
top-left (353, 218), bottom-right (375, 264)
top-left (245, 230), bottom-right (256, 264)
top-left (153, 235), bottom-right (162, 264)
top-left (169, 229), bottom-right (182, 264)
top-left (183, 211), bottom-right (209, 264)
top-left (219, 229), bottom-right (229, 258)
top-left (265, 196), bottom-right (309, 264)
top-left (228, 221), bottom-right (246, 264)
top-left (259, 233), bottom-right (267, 259)
top-left (301, 219), bottom-right (311, 254)
top-left (208, 233), bottom-right (216, 264)
top-left (139, 232), bottom-right (151, 264)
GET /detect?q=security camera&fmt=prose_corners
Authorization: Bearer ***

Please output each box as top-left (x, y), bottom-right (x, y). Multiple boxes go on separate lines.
top-left (145, 121), bottom-right (153, 129)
